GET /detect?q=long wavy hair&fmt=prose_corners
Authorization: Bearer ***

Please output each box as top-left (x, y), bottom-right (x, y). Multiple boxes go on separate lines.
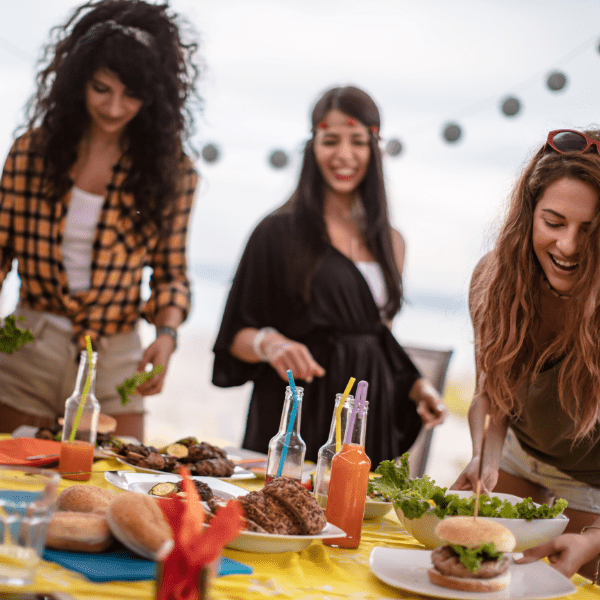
top-left (281, 85), bottom-right (402, 321)
top-left (23, 0), bottom-right (201, 232)
top-left (472, 129), bottom-right (600, 440)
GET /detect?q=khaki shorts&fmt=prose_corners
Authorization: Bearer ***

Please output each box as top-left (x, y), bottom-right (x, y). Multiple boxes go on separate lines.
top-left (0, 308), bottom-right (145, 419)
top-left (500, 427), bottom-right (600, 514)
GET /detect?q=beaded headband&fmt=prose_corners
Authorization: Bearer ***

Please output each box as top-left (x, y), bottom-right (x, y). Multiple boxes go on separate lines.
top-left (75, 20), bottom-right (153, 51)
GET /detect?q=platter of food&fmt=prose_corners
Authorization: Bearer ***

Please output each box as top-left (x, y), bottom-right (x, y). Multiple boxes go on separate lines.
top-left (104, 471), bottom-right (249, 499)
top-left (369, 547), bottom-right (576, 600)
top-left (112, 455), bottom-right (255, 479)
top-left (102, 437), bottom-right (256, 480)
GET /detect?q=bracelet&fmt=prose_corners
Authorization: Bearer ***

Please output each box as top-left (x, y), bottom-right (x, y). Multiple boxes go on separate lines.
top-left (581, 527), bottom-right (600, 585)
top-left (157, 326), bottom-right (178, 350)
top-left (252, 327), bottom-right (277, 361)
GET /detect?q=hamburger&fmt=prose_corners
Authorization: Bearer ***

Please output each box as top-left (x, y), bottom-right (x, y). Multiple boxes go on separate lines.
top-left (427, 516), bottom-right (516, 592)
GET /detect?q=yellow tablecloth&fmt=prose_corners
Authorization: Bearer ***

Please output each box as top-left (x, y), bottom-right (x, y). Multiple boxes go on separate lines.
top-left (1, 455), bottom-right (599, 600)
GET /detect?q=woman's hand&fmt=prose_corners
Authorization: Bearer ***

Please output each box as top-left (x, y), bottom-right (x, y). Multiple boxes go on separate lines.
top-left (135, 335), bottom-right (175, 396)
top-left (262, 333), bottom-right (326, 383)
top-left (514, 532), bottom-right (600, 579)
top-left (409, 378), bottom-right (447, 428)
top-left (450, 455), bottom-right (499, 495)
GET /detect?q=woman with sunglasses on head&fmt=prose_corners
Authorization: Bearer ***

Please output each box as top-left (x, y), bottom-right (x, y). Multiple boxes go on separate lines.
top-left (212, 85), bottom-right (447, 467)
top-left (452, 129), bottom-right (600, 579)
top-left (0, 0), bottom-right (200, 440)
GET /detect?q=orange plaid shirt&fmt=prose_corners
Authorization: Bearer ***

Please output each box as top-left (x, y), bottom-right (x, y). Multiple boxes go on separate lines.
top-left (0, 131), bottom-right (197, 347)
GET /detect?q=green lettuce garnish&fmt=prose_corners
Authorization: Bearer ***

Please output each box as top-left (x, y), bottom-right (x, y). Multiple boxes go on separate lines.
top-left (117, 364), bottom-right (164, 405)
top-left (0, 315), bottom-right (34, 353)
top-left (368, 453), bottom-right (567, 521)
top-left (451, 543), bottom-right (502, 573)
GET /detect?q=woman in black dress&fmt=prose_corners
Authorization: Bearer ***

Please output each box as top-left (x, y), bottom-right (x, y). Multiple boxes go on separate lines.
top-left (212, 86), bottom-right (446, 465)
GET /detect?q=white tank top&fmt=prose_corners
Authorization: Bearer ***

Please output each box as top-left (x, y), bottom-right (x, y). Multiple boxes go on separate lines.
top-left (61, 186), bottom-right (105, 292)
top-left (44, 186), bottom-right (104, 331)
top-left (355, 261), bottom-right (388, 310)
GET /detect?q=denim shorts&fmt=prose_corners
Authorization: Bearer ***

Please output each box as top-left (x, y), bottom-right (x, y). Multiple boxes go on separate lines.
top-left (500, 427), bottom-right (600, 514)
top-left (0, 307), bottom-right (144, 419)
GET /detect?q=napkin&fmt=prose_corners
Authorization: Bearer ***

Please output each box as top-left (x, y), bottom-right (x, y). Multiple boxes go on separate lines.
top-left (42, 548), bottom-right (252, 583)
top-left (0, 438), bottom-right (62, 467)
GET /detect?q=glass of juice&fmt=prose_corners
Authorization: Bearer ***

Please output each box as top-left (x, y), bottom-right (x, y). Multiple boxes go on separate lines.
top-left (59, 440), bottom-right (95, 481)
top-left (0, 466), bottom-right (60, 586)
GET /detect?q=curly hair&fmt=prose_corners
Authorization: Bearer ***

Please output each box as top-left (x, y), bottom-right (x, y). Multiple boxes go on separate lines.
top-left (472, 129), bottom-right (600, 440)
top-left (282, 85), bottom-right (402, 321)
top-left (23, 0), bottom-right (201, 231)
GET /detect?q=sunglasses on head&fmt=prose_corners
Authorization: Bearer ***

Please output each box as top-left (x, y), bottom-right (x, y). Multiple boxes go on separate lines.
top-left (545, 129), bottom-right (600, 156)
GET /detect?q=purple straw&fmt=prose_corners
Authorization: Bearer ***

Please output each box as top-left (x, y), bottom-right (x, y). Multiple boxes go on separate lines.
top-left (344, 380), bottom-right (368, 445)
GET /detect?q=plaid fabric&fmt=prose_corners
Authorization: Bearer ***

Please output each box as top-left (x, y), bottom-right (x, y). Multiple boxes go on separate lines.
top-left (0, 131), bottom-right (197, 348)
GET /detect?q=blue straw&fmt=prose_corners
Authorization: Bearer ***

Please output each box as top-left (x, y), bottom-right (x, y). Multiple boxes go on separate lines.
top-left (344, 380), bottom-right (368, 445)
top-left (276, 370), bottom-right (299, 477)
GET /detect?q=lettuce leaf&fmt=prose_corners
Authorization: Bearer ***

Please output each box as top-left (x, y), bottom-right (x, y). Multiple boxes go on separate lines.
top-left (368, 454), bottom-right (568, 520)
top-left (450, 543), bottom-right (502, 573)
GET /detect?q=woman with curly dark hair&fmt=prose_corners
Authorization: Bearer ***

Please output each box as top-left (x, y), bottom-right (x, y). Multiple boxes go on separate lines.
top-left (212, 85), bottom-right (447, 466)
top-left (452, 129), bottom-right (600, 579)
top-left (0, 0), bottom-right (201, 439)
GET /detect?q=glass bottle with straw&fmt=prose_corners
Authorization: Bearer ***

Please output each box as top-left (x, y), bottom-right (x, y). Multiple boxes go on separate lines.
top-left (265, 370), bottom-right (306, 484)
top-left (324, 380), bottom-right (370, 549)
top-left (59, 336), bottom-right (100, 481)
top-left (314, 377), bottom-right (355, 508)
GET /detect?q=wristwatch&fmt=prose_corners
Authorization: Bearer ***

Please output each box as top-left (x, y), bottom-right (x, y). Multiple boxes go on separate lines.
top-left (157, 326), bottom-right (178, 350)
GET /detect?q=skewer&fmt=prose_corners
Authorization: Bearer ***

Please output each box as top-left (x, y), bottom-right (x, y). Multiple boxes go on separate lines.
top-left (473, 414), bottom-right (491, 521)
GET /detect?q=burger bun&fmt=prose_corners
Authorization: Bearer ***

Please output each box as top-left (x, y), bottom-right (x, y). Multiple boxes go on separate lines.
top-left (427, 567), bottom-right (511, 592)
top-left (435, 516), bottom-right (516, 552)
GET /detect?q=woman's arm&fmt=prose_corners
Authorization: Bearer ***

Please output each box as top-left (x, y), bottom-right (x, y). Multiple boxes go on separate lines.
top-left (136, 306), bottom-right (184, 396)
top-left (230, 327), bottom-right (325, 383)
top-left (515, 521), bottom-right (600, 580)
top-left (451, 391), bottom-right (509, 493)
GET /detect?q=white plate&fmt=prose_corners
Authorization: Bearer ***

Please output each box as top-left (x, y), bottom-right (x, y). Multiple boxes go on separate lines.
top-left (369, 547), bottom-right (576, 600)
top-left (363, 498), bottom-right (393, 519)
top-left (104, 471), bottom-right (249, 498)
top-left (225, 522), bottom-right (346, 553)
top-left (113, 455), bottom-right (255, 480)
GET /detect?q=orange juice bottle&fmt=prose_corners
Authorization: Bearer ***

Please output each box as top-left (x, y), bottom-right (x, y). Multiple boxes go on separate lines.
top-left (59, 350), bottom-right (100, 481)
top-left (324, 397), bottom-right (370, 549)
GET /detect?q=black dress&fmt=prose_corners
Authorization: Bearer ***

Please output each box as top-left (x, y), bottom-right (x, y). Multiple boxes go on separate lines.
top-left (212, 211), bottom-right (422, 467)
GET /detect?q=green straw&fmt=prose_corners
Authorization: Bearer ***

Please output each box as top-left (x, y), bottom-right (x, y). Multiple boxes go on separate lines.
top-left (276, 370), bottom-right (299, 477)
top-left (69, 336), bottom-right (94, 443)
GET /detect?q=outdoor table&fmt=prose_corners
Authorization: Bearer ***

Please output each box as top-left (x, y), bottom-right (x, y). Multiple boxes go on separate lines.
top-left (1, 446), bottom-right (600, 599)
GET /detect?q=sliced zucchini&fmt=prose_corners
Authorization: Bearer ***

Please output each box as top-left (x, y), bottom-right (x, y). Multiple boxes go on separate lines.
top-left (149, 482), bottom-right (178, 496)
top-left (164, 443), bottom-right (189, 459)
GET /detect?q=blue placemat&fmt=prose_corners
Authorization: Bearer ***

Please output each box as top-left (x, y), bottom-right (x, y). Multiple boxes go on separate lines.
top-left (43, 548), bottom-right (252, 582)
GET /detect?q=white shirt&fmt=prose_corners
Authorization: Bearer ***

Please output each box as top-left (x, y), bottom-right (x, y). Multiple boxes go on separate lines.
top-left (61, 186), bottom-right (105, 292)
top-left (355, 261), bottom-right (388, 310)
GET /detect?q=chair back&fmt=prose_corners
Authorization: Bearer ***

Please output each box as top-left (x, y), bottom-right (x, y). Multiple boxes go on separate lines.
top-left (403, 345), bottom-right (453, 478)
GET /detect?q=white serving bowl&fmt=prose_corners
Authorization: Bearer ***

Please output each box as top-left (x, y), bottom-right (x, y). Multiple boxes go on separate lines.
top-left (395, 491), bottom-right (569, 552)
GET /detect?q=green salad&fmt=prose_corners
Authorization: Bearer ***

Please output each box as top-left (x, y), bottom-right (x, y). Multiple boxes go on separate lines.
top-left (367, 454), bottom-right (567, 521)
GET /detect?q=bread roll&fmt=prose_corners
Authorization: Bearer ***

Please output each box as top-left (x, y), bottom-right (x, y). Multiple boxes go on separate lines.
top-left (57, 485), bottom-right (116, 514)
top-left (427, 568), bottom-right (511, 592)
top-left (106, 492), bottom-right (173, 560)
top-left (46, 511), bottom-right (113, 552)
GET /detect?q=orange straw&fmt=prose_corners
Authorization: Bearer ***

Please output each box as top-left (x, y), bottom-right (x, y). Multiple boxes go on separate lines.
top-left (335, 377), bottom-right (355, 453)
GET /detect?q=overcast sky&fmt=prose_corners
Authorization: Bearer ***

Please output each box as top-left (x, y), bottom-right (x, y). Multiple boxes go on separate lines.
top-left (1, 0), bottom-right (599, 373)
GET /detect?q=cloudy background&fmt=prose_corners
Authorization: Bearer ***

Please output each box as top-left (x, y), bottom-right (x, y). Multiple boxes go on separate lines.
top-left (1, 0), bottom-right (600, 387)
